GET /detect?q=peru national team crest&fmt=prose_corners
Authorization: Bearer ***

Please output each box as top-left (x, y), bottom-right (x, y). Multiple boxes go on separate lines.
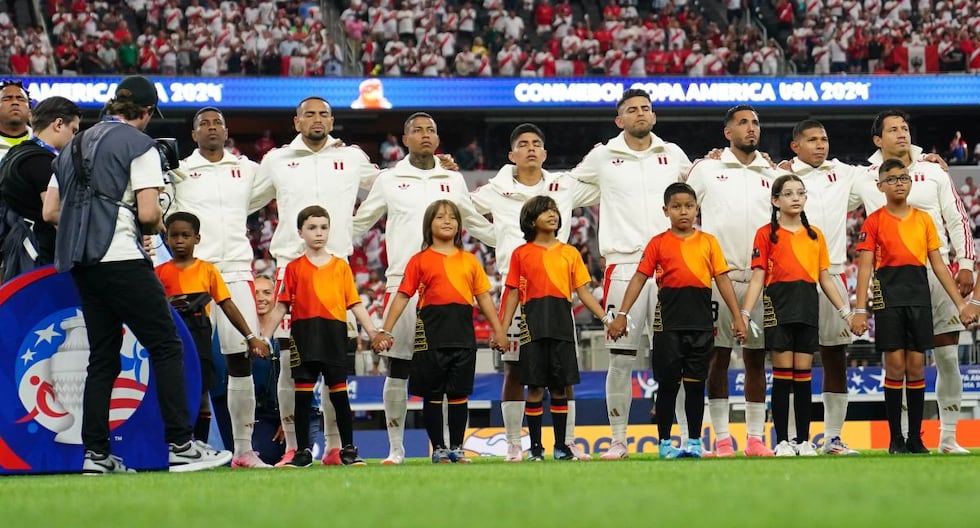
top-left (0, 267), bottom-right (200, 475)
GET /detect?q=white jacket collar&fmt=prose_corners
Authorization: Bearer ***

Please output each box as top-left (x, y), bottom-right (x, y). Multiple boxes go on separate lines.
top-left (181, 148), bottom-right (242, 168)
top-left (868, 144), bottom-right (924, 164)
top-left (605, 131), bottom-right (667, 155)
top-left (720, 147), bottom-right (771, 170)
top-left (790, 156), bottom-right (835, 175)
top-left (487, 165), bottom-right (556, 195)
top-left (286, 133), bottom-right (341, 154)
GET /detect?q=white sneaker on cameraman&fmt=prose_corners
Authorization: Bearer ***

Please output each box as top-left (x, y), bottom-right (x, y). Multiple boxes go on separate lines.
top-left (169, 440), bottom-right (232, 472)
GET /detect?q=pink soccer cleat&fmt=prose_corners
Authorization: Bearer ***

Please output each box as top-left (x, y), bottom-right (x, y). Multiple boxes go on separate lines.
top-left (713, 437), bottom-right (735, 458)
top-left (274, 449), bottom-right (296, 468)
top-left (321, 448), bottom-right (342, 466)
top-left (744, 437), bottom-right (775, 457)
top-left (231, 451), bottom-right (272, 468)
top-left (505, 444), bottom-right (523, 462)
top-left (599, 440), bottom-right (629, 460)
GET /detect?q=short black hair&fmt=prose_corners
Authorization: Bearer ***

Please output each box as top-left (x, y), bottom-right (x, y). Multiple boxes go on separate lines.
top-left (871, 109), bottom-right (909, 138)
top-left (663, 182), bottom-right (697, 205)
top-left (792, 119), bottom-right (824, 140)
top-left (30, 96), bottom-right (81, 132)
top-left (0, 79), bottom-right (30, 102)
top-left (404, 112), bottom-right (435, 134)
top-left (165, 211), bottom-right (201, 234)
top-left (519, 195), bottom-right (562, 242)
top-left (297, 205), bottom-right (330, 230)
top-left (509, 123), bottom-right (544, 149)
top-left (193, 106), bottom-right (224, 128)
top-left (616, 88), bottom-right (651, 114)
top-left (296, 96), bottom-right (330, 115)
top-left (724, 104), bottom-right (757, 126)
top-left (878, 158), bottom-right (907, 176)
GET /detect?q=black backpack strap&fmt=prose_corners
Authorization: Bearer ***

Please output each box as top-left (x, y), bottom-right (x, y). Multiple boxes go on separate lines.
top-left (71, 128), bottom-right (137, 214)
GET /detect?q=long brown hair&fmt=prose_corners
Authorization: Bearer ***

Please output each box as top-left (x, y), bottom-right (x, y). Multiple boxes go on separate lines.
top-left (421, 199), bottom-right (463, 249)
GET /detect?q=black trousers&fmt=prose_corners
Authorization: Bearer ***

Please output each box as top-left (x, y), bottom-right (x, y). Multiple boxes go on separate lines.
top-left (71, 259), bottom-right (192, 454)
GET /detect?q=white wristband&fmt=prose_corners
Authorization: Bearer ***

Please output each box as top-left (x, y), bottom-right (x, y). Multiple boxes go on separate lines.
top-left (838, 307), bottom-right (852, 319)
top-left (853, 308), bottom-right (867, 314)
top-left (969, 299), bottom-right (980, 307)
top-left (739, 309), bottom-right (751, 319)
top-left (245, 333), bottom-right (255, 340)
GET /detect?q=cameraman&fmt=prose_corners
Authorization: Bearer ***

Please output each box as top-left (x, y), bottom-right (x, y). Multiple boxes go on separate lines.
top-left (42, 76), bottom-right (232, 474)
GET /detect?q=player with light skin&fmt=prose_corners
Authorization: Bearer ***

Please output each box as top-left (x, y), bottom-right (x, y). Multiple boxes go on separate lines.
top-left (851, 159), bottom-right (976, 454)
top-left (739, 175), bottom-right (853, 456)
top-left (851, 110), bottom-right (976, 454)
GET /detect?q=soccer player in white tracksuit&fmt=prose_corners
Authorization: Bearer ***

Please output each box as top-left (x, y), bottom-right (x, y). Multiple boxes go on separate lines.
top-left (169, 107), bottom-right (273, 468)
top-left (786, 119), bottom-right (865, 455)
top-left (254, 97), bottom-right (380, 465)
top-left (851, 110), bottom-right (974, 454)
top-left (352, 112), bottom-right (495, 465)
top-left (686, 105), bottom-right (787, 458)
top-left (569, 89), bottom-right (692, 459)
top-left (470, 123), bottom-right (599, 461)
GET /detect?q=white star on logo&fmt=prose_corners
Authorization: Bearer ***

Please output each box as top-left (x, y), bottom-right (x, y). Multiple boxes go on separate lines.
top-left (34, 324), bottom-right (61, 346)
top-left (20, 348), bottom-right (36, 365)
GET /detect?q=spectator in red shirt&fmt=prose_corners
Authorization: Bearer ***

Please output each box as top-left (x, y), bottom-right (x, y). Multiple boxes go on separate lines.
top-left (603, 0), bottom-right (622, 22)
top-left (10, 46), bottom-right (29, 75)
top-left (535, 0), bottom-right (555, 35)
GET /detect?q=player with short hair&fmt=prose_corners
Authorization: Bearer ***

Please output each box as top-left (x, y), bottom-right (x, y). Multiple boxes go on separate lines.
top-left (352, 112), bottom-right (495, 465)
top-left (570, 89), bottom-right (692, 459)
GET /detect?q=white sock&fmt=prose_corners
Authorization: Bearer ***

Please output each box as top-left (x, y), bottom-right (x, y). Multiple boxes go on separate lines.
top-left (933, 344), bottom-right (962, 436)
top-left (502, 400), bottom-right (525, 447)
top-left (708, 399), bottom-right (730, 441)
top-left (565, 400), bottom-right (576, 445)
top-left (605, 354), bottom-right (636, 444)
top-left (321, 384), bottom-right (341, 450)
top-left (227, 375), bottom-right (256, 456)
top-left (277, 349), bottom-right (297, 451)
top-left (745, 402), bottom-right (766, 439)
top-left (822, 392), bottom-right (848, 440)
top-left (787, 392), bottom-right (797, 441)
top-left (383, 377), bottom-right (408, 457)
top-left (675, 383), bottom-right (688, 444)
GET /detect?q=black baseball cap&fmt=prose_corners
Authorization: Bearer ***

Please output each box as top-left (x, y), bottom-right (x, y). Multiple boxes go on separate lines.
top-left (114, 75), bottom-right (163, 117)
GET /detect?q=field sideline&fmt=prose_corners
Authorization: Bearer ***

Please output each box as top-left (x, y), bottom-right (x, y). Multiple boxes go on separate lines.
top-left (2, 452), bottom-right (979, 527)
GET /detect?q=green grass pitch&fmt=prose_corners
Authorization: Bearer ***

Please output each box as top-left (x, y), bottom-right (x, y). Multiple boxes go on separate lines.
top-left (2, 452), bottom-right (979, 527)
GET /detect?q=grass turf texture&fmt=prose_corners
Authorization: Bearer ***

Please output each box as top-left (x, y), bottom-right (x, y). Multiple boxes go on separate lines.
top-left (3, 451), bottom-right (979, 527)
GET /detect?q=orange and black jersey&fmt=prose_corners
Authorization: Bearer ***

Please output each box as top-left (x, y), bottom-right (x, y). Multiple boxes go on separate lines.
top-left (751, 225), bottom-right (829, 327)
top-left (281, 255), bottom-right (361, 364)
top-left (155, 259), bottom-right (231, 317)
top-left (505, 242), bottom-right (591, 342)
top-left (637, 230), bottom-right (729, 332)
top-left (856, 207), bottom-right (939, 309)
top-left (399, 248), bottom-right (491, 351)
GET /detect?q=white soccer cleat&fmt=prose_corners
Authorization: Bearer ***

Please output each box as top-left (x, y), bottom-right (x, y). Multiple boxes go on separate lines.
top-left (796, 441), bottom-right (818, 457)
top-left (939, 436), bottom-right (971, 454)
top-left (381, 453), bottom-right (405, 465)
top-left (821, 436), bottom-right (859, 455)
top-left (774, 440), bottom-right (797, 457)
top-left (599, 440), bottom-right (629, 460)
top-left (505, 443), bottom-right (523, 462)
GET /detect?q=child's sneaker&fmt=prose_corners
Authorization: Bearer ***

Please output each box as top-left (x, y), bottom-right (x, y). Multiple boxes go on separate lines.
top-left (713, 437), bottom-right (736, 458)
top-left (168, 440), bottom-right (233, 472)
top-left (683, 438), bottom-right (703, 458)
top-left (431, 447), bottom-right (452, 464)
top-left (82, 450), bottom-right (136, 475)
top-left (340, 445), bottom-right (367, 466)
top-left (528, 444), bottom-right (545, 461)
top-left (796, 441), bottom-right (818, 457)
top-left (283, 448), bottom-right (313, 468)
top-left (658, 439), bottom-right (683, 459)
top-left (744, 437), bottom-right (775, 457)
top-left (274, 448), bottom-right (296, 467)
top-left (505, 444), bottom-right (523, 462)
top-left (554, 443), bottom-right (591, 461)
top-left (449, 447), bottom-right (472, 464)
top-left (598, 440), bottom-right (628, 460)
top-left (821, 436), bottom-right (859, 455)
top-left (321, 448), bottom-right (342, 466)
top-left (774, 440), bottom-right (797, 457)
top-left (231, 451), bottom-right (272, 468)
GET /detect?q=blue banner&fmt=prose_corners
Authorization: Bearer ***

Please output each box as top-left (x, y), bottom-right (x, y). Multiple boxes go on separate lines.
top-left (21, 75), bottom-right (980, 111)
top-left (0, 267), bottom-right (201, 475)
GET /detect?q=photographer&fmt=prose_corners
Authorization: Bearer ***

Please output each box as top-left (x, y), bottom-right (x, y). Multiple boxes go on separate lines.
top-left (42, 76), bottom-right (232, 474)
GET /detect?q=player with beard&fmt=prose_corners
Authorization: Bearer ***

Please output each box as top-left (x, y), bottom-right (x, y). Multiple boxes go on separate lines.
top-left (0, 80), bottom-right (31, 162)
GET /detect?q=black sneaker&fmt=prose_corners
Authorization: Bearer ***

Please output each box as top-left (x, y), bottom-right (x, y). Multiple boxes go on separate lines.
top-left (528, 444), bottom-right (545, 461)
top-left (553, 444), bottom-right (574, 460)
top-left (340, 445), bottom-right (366, 466)
top-left (82, 450), bottom-right (136, 475)
top-left (888, 436), bottom-right (909, 454)
top-left (906, 436), bottom-right (931, 454)
top-left (283, 448), bottom-right (313, 468)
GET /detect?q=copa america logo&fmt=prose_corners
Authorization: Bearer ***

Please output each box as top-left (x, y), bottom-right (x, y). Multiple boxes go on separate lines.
top-left (14, 308), bottom-right (150, 444)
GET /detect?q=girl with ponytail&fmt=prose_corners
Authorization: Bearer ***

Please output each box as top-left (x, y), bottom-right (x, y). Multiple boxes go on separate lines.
top-left (742, 174), bottom-right (853, 457)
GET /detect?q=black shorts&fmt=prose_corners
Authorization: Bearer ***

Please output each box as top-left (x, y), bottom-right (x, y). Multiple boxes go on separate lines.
top-left (765, 323), bottom-right (819, 354)
top-left (292, 361), bottom-right (348, 386)
top-left (408, 347), bottom-right (477, 397)
top-left (291, 318), bottom-right (349, 367)
top-left (874, 306), bottom-right (933, 353)
top-left (182, 313), bottom-right (216, 393)
top-left (518, 338), bottom-right (579, 389)
top-left (651, 330), bottom-right (713, 384)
